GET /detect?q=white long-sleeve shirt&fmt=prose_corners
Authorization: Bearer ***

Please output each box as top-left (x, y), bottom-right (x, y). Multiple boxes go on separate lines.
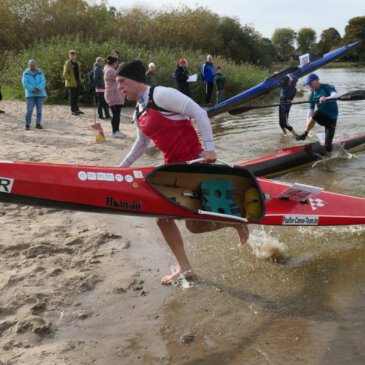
top-left (120, 86), bottom-right (215, 167)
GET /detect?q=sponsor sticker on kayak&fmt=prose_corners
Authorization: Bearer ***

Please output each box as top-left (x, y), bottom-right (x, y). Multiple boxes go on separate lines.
top-left (0, 177), bottom-right (14, 193)
top-left (282, 215), bottom-right (319, 225)
top-left (78, 171), bottom-right (133, 183)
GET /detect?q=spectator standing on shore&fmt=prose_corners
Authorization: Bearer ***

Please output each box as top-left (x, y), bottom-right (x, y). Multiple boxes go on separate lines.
top-left (63, 50), bottom-right (84, 116)
top-left (22, 59), bottom-right (47, 130)
top-left (104, 55), bottom-right (125, 138)
top-left (174, 59), bottom-right (190, 97)
top-left (215, 66), bottom-right (225, 104)
top-left (0, 85), bottom-right (4, 113)
top-left (93, 57), bottom-right (111, 120)
top-left (146, 62), bottom-right (158, 86)
top-left (201, 55), bottom-right (215, 106)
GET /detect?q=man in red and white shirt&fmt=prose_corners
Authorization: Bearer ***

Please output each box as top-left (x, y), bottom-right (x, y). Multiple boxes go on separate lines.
top-left (117, 60), bottom-right (248, 284)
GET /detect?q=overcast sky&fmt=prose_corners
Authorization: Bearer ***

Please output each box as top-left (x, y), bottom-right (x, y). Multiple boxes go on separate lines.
top-left (106, 0), bottom-right (364, 40)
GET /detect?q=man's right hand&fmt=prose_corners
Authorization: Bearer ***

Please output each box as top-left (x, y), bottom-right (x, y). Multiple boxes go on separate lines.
top-left (203, 150), bottom-right (217, 163)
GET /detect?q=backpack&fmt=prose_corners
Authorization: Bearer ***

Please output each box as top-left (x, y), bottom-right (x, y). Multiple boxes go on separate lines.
top-left (89, 68), bottom-right (96, 87)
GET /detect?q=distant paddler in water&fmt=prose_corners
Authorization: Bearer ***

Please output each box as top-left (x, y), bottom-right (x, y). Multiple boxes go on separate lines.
top-left (296, 73), bottom-right (340, 157)
top-left (277, 74), bottom-right (298, 137)
top-left (116, 59), bottom-right (249, 285)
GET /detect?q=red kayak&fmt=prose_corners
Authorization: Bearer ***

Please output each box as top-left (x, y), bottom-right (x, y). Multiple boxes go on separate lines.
top-left (239, 133), bottom-right (365, 177)
top-left (0, 160), bottom-right (364, 226)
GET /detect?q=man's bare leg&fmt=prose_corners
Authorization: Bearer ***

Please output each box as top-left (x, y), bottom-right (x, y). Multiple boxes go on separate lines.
top-left (186, 221), bottom-right (249, 245)
top-left (156, 218), bottom-right (193, 285)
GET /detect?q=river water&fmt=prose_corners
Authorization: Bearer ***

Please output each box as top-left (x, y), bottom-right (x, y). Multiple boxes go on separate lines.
top-left (158, 68), bottom-right (365, 364)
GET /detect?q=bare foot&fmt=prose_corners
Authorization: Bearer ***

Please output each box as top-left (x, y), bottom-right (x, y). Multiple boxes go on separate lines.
top-left (160, 270), bottom-right (196, 285)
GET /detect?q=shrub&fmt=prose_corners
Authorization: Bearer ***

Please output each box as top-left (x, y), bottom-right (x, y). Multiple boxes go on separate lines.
top-left (0, 36), bottom-right (268, 105)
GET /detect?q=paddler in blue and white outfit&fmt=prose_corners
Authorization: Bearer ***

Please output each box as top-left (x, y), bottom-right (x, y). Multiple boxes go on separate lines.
top-left (296, 73), bottom-right (339, 157)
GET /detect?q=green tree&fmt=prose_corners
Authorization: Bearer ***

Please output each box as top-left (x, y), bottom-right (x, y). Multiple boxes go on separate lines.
top-left (271, 28), bottom-right (296, 60)
top-left (317, 27), bottom-right (341, 53)
top-left (255, 38), bottom-right (278, 66)
top-left (343, 16), bottom-right (365, 60)
top-left (297, 28), bottom-right (316, 53)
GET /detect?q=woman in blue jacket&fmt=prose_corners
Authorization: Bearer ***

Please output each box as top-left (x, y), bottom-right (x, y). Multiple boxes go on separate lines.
top-left (22, 59), bottom-right (47, 130)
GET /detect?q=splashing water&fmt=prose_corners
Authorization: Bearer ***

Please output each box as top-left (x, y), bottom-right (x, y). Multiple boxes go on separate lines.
top-left (170, 266), bottom-right (195, 288)
top-left (312, 143), bottom-right (355, 169)
top-left (248, 227), bottom-right (288, 262)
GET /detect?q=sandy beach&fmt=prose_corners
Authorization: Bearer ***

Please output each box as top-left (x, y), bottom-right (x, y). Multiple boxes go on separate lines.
top-left (0, 100), bottom-right (187, 364)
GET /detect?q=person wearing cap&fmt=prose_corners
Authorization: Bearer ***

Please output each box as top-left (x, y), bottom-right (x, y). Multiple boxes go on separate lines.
top-left (145, 62), bottom-right (158, 86)
top-left (174, 59), bottom-right (190, 96)
top-left (278, 73), bottom-right (298, 136)
top-left (296, 73), bottom-right (340, 157)
top-left (116, 59), bottom-right (249, 285)
top-left (21, 59), bottom-right (47, 130)
top-left (63, 50), bottom-right (84, 116)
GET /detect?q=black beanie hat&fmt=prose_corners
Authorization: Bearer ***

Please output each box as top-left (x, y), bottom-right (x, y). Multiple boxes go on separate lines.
top-left (117, 59), bottom-right (146, 83)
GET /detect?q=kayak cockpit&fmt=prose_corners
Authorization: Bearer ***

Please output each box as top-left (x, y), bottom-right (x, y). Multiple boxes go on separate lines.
top-left (146, 163), bottom-right (265, 222)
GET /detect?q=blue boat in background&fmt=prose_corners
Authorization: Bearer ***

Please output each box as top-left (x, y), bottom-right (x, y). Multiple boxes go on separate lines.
top-left (207, 41), bottom-right (361, 117)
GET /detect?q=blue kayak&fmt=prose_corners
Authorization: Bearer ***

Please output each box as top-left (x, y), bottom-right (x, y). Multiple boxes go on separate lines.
top-left (207, 41), bottom-right (361, 117)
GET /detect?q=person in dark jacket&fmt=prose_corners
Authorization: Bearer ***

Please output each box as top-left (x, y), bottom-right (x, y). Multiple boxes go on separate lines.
top-left (174, 59), bottom-right (190, 97)
top-left (93, 57), bottom-right (111, 119)
top-left (215, 66), bottom-right (225, 104)
top-left (278, 74), bottom-right (298, 136)
top-left (0, 85), bottom-right (4, 113)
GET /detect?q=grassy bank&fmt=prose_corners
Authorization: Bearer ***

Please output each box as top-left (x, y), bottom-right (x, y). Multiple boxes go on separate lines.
top-left (0, 37), bottom-right (269, 106)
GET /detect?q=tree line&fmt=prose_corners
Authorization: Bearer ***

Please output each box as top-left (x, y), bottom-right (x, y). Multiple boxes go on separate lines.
top-left (1, 0), bottom-right (363, 70)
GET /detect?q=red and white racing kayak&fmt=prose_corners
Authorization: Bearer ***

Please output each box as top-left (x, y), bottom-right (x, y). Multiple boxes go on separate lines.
top-left (0, 160), bottom-right (364, 226)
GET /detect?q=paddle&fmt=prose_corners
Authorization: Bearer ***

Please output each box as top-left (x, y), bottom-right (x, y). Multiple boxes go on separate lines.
top-left (228, 90), bottom-right (365, 115)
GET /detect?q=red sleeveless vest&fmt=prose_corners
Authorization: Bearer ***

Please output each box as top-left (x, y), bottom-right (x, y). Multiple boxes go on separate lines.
top-left (138, 108), bottom-right (203, 164)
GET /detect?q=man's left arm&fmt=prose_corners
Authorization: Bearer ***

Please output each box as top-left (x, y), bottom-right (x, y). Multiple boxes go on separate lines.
top-left (154, 87), bottom-right (216, 160)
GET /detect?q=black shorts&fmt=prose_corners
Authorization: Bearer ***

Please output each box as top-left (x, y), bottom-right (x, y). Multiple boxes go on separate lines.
top-left (312, 110), bottom-right (337, 128)
top-left (312, 110), bottom-right (337, 153)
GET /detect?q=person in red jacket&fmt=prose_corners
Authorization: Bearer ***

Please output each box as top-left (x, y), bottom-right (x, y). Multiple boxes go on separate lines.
top-left (117, 60), bottom-right (249, 285)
